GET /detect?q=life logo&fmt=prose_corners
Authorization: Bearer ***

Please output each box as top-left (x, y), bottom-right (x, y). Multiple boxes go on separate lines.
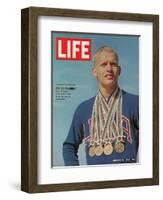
top-left (56, 37), bottom-right (91, 61)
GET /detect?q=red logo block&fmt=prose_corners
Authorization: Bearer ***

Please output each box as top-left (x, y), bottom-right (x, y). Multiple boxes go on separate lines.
top-left (56, 38), bottom-right (91, 60)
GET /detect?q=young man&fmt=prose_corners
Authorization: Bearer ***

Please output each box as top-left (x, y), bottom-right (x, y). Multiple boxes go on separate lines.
top-left (63, 46), bottom-right (139, 166)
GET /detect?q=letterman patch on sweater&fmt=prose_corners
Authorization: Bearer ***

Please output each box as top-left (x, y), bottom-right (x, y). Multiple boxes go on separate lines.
top-left (86, 115), bottom-right (132, 144)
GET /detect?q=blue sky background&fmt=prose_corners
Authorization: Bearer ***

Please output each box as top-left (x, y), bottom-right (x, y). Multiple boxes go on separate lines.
top-left (52, 31), bottom-right (139, 166)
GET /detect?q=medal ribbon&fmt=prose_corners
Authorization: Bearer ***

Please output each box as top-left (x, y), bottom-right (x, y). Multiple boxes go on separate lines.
top-left (90, 87), bottom-right (123, 146)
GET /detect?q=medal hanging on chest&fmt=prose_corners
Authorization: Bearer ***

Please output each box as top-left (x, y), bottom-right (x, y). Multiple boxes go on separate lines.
top-left (89, 87), bottom-right (125, 157)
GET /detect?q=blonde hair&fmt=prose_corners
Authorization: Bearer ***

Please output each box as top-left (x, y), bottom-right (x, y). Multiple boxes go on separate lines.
top-left (93, 46), bottom-right (119, 67)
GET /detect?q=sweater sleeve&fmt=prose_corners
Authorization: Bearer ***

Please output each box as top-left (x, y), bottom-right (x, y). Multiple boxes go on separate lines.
top-left (63, 105), bottom-right (84, 166)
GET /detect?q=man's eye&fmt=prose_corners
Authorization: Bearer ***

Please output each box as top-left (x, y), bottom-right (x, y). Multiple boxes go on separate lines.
top-left (100, 62), bottom-right (107, 67)
top-left (111, 63), bottom-right (118, 67)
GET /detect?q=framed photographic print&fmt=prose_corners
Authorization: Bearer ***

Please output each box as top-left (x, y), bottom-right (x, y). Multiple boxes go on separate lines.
top-left (21, 7), bottom-right (159, 193)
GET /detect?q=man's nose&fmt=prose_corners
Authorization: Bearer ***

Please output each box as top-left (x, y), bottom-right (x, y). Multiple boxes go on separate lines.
top-left (106, 63), bottom-right (112, 71)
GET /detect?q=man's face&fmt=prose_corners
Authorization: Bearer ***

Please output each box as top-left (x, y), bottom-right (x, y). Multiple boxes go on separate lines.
top-left (92, 50), bottom-right (121, 89)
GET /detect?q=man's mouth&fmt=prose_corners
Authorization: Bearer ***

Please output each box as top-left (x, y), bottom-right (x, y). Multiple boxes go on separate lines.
top-left (104, 73), bottom-right (114, 79)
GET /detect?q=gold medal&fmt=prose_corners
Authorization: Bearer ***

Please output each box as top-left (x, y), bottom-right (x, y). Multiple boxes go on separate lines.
top-left (114, 142), bottom-right (125, 153)
top-left (104, 143), bottom-right (113, 155)
top-left (89, 145), bottom-right (96, 157)
top-left (95, 145), bottom-right (103, 156)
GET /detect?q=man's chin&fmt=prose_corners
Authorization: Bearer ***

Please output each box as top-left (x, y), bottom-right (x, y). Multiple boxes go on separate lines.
top-left (103, 80), bottom-right (116, 88)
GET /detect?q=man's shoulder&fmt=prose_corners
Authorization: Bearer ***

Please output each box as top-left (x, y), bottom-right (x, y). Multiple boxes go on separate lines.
top-left (73, 96), bottom-right (96, 118)
top-left (122, 90), bottom-right (139, 104)
top-left (77, 96), bottom-right (96, 110)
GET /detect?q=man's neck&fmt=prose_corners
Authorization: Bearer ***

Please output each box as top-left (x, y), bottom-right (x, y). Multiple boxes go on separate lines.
top-left (99, 84), bottom-right (118, 98)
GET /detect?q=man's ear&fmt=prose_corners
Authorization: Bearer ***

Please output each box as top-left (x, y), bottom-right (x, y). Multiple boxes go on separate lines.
top-left (92, 67), bottom-right (97, 77)
top-left (118, 66), bottom-right (121, 76)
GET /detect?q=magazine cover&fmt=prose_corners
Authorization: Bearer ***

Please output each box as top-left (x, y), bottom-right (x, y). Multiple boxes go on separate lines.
top-left (51, 31), bottom-right (139, 167)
